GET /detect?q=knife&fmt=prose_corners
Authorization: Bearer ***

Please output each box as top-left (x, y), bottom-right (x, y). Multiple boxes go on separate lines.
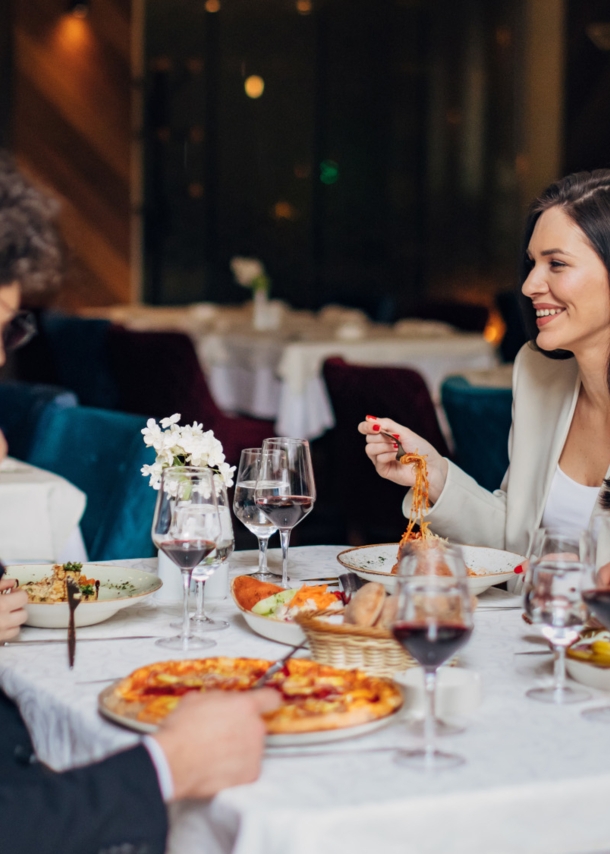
top-left (251, 640), bottom-right (308, 689)
top-left (2, 635), bottom-right (159, 646)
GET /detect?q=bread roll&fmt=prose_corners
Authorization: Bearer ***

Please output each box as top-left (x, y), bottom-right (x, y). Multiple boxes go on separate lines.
top-left (344, 582), bottom-right (386, 627)
top-left (374, 594), bottom-right (398, 629)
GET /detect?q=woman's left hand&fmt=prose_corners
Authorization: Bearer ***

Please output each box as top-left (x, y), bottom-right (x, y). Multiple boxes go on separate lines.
top-left (0, 579), bottom-right (28, 641)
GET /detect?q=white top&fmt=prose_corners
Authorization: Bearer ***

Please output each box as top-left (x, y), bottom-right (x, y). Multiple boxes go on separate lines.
top-left (541, 464), bottom-right (600, 531)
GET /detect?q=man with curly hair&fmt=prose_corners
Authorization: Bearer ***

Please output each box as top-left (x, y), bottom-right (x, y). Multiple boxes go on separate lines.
top-left (0, 152), bottom-right (280, 853)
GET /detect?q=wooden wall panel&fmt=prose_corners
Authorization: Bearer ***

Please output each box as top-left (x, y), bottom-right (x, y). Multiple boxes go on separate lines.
top-left (13, 0), bottom-right (133, 308)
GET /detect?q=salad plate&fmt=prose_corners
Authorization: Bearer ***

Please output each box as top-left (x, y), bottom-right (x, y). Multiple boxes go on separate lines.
top-left (336, 544), bottom-right (524, 596)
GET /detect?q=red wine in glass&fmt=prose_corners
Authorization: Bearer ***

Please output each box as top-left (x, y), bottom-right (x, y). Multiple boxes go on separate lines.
top-left (393, 621), bottom-right (473, 668)
top-left (255, 496), bottom-right (313, 529)
top-left (160, 539), bottom-right (216, 570)
top-left (582, 589), bottom-right (610, 628)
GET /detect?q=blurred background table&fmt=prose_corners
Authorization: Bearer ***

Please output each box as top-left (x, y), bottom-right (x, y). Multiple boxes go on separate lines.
top-left (0, 457), bottom-right (87, 563)
top-left (83, 304), bottom-right (498, 440)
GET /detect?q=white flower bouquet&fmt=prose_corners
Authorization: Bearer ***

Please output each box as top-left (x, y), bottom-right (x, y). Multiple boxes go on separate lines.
top-left (230, 256), bottom-right (271, 293)
top-left (141, 413), bottom-right (235, 490)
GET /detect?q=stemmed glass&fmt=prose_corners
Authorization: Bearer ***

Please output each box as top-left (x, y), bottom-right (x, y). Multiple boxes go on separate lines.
top-left (255, 437), bottom-right (316, 588)
top-left (392, 541), bottom-right (474, 770)
top-left (523, 527), bottom-right (590, 704)
top-left (190, 479), bottom-right (234, 634)
top-left (579, 512), bottom-right (610, 722)
top-left (152, 467), bottom-right (220, 651)
top-left (233, 448), bottom-right (278, 581)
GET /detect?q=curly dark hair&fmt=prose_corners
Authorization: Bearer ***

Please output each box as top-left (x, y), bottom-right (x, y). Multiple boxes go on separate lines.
top-left (0, 150), bottom-right (62, 294)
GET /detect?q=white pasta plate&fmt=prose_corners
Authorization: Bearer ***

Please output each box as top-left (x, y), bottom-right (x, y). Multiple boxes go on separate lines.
top-left (6, 563), bottom-right (162, 628)
top-left (336, 544), bottom-right (525, 596)
top-left (230, 577), bottom-right (306, 646)
top-left (98, 681), bottom-right (403, 746)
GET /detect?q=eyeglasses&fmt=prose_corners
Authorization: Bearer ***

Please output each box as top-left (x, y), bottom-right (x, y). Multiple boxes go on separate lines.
top-left (0, 295), bottom-right (37, 352)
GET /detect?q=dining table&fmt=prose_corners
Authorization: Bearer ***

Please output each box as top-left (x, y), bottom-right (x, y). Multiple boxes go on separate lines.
top-left (1, 544), bottom-right (610, 854)
top-left (0, 456), bottom-right (88, 563)
top-left (82, 303), bottom-right (498, 441)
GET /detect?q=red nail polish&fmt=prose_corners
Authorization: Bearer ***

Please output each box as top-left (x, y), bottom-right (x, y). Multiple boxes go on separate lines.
top-left (393, 443), bottom-right (398, 449)
top-left (513, 564), bottom-right (524, 574)
top-left (366, 415), bottom-right (377, 420)
top-left (392, 433), bottom-right (400, 439)
top-left (372, 424), bottom-right (380, 432)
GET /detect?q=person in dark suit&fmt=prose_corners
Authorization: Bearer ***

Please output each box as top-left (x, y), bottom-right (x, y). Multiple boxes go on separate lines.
top-left (0, 153), bottom-right (280, 852)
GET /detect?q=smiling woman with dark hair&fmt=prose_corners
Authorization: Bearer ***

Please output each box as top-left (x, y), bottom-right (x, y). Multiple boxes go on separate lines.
top-left (359, 169), bottom-right (610, 557)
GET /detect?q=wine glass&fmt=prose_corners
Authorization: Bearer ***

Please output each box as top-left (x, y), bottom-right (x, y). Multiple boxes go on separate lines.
top-left (579, 512), bottom-right (610, 722)
top-left (523, 527), bottom-right (590, 704)
top-left (233, 448), bottom-right (278, 581)
top-left (255, 437), bottom-right (316, 588)
top-left (152, 467), bottom-right (220, 651)
top-left (392, 541), bottom-right (474, 770)
top-left (190, 479), bottom-right (234, 633)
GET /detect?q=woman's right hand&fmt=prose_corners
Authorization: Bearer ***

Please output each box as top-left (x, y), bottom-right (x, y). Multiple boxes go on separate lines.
top-left (358, 416), bottom-right (449, 505)
top-left (0, 579), bottom-right (28, 641)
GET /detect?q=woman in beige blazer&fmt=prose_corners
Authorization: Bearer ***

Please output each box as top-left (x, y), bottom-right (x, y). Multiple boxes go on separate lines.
top-left (360, 170), bottom-right (610, 558)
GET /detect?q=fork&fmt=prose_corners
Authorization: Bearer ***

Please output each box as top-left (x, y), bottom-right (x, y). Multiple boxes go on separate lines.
top-left (66, 578), bottom-right (82, 669)
top-left (381, 432), bottom-right (407, 461)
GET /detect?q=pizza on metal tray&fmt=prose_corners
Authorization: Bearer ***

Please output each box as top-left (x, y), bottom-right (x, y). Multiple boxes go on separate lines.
top-left (103, 657), bottom-right (403, 734)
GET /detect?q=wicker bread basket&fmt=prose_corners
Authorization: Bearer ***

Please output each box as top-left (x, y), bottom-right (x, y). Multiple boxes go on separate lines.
top-left (295, 612), bottom-right (416, 677)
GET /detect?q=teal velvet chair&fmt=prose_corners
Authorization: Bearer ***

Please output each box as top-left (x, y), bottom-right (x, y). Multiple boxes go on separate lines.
top-left (0, 381), bottom-right (78, 462)
top-left (27, 406), bottom-right (157, 561)
top-left (441, 375), bottom-right (513, 492)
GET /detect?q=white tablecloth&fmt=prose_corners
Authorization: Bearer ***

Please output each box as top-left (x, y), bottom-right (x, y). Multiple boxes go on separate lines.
top-left (0, 457), bottom-right (87, 562)
top-left (2, 545), bottom-right (610, 854)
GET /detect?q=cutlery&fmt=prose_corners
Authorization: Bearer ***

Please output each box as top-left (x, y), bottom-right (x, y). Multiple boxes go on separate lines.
top-left (0, 559), bottom-right (6, 582)
top-left (2, 635), bottom-right (159, 646)
top-left (251, 640), bottom-right (308, 689)
top-left (381, 432), bottom-right (406, 461)
top-left (514, 650), bottom-right (552, 655)
top-left (76, 676), bottom-right (123, 685)
top-left (266, 746), bottom-right (398, 759)
top-left (66, 578), bottom-right (82, 668)
top-left (338, 572), bottom-right (367, 603)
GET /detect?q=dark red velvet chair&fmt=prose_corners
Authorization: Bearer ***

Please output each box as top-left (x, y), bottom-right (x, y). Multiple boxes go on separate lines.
top-left (322, 357), bottom-right (450, 545)
top-left (107, 327), bottom-right (275, 465)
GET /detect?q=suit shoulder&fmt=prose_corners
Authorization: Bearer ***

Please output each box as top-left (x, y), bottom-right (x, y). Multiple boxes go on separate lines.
top-left (513, 343), bottom-right (578, 392)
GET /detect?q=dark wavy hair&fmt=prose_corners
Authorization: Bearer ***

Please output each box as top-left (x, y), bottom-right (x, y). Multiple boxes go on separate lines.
top-left (0, 150), bottom-right (62, 294)
top-left (518, 168), bottom-right (610, 362)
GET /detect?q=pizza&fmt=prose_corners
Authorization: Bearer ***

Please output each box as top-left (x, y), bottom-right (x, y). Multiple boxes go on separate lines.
top-left (102, 657), bottom-right (403, 734)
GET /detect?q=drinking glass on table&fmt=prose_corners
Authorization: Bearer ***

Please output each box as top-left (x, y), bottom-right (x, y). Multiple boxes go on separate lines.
top-left (523, 527), bottom-right (590, 704)
top-left (392, 541), bottom-right (474, 771)
top-left (152, 467), bottom-right (220, 651)
top-left (233, 448), bottom-right (278, 581)
top-left (578, 512), bottom-right (610, 722)
top-left (190, 480), bottom-right (233, 634)
top-left (255, 437), bottom-right (316, 588)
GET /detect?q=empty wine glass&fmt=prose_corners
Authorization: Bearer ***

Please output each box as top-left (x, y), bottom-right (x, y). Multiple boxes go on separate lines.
top-left (190, 479), bottom-right (234, 633)
top-left (255, 438), bottom-right (316, 588)
top-left (392, 541), bottom-right (474, 770)
top-left (233, 448), bottom-right (278, 581)
top-left (524, 527), bottom-right (590, 704)
top-left (152, 467), bottom-right (220, 651)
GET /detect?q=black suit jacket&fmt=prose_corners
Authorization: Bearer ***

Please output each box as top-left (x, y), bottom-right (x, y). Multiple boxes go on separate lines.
top-left (0, 690), bottom-right (168, 854)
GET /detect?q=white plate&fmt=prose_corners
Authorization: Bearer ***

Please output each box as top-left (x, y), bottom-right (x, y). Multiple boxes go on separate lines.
top-left (7, 564), bottom-right (162, 628)
top-left (98, 682), bottom-right (402, 744)
top-left (230, 577), bottom-right (306, 646)
top-left (336, 543), bottom-right (524, 595)
top-left (566, 657), bottom-right (610, 691)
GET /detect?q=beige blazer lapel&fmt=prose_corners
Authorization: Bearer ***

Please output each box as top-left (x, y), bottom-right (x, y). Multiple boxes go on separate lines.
top-left (505, 348), bottom-right (580, 556)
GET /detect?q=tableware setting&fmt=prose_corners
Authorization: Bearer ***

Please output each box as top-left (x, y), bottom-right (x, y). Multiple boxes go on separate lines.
top-left (5, 563), bottom-right (163, 628)
top-left (336, 543), bottom-right (524, 595)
